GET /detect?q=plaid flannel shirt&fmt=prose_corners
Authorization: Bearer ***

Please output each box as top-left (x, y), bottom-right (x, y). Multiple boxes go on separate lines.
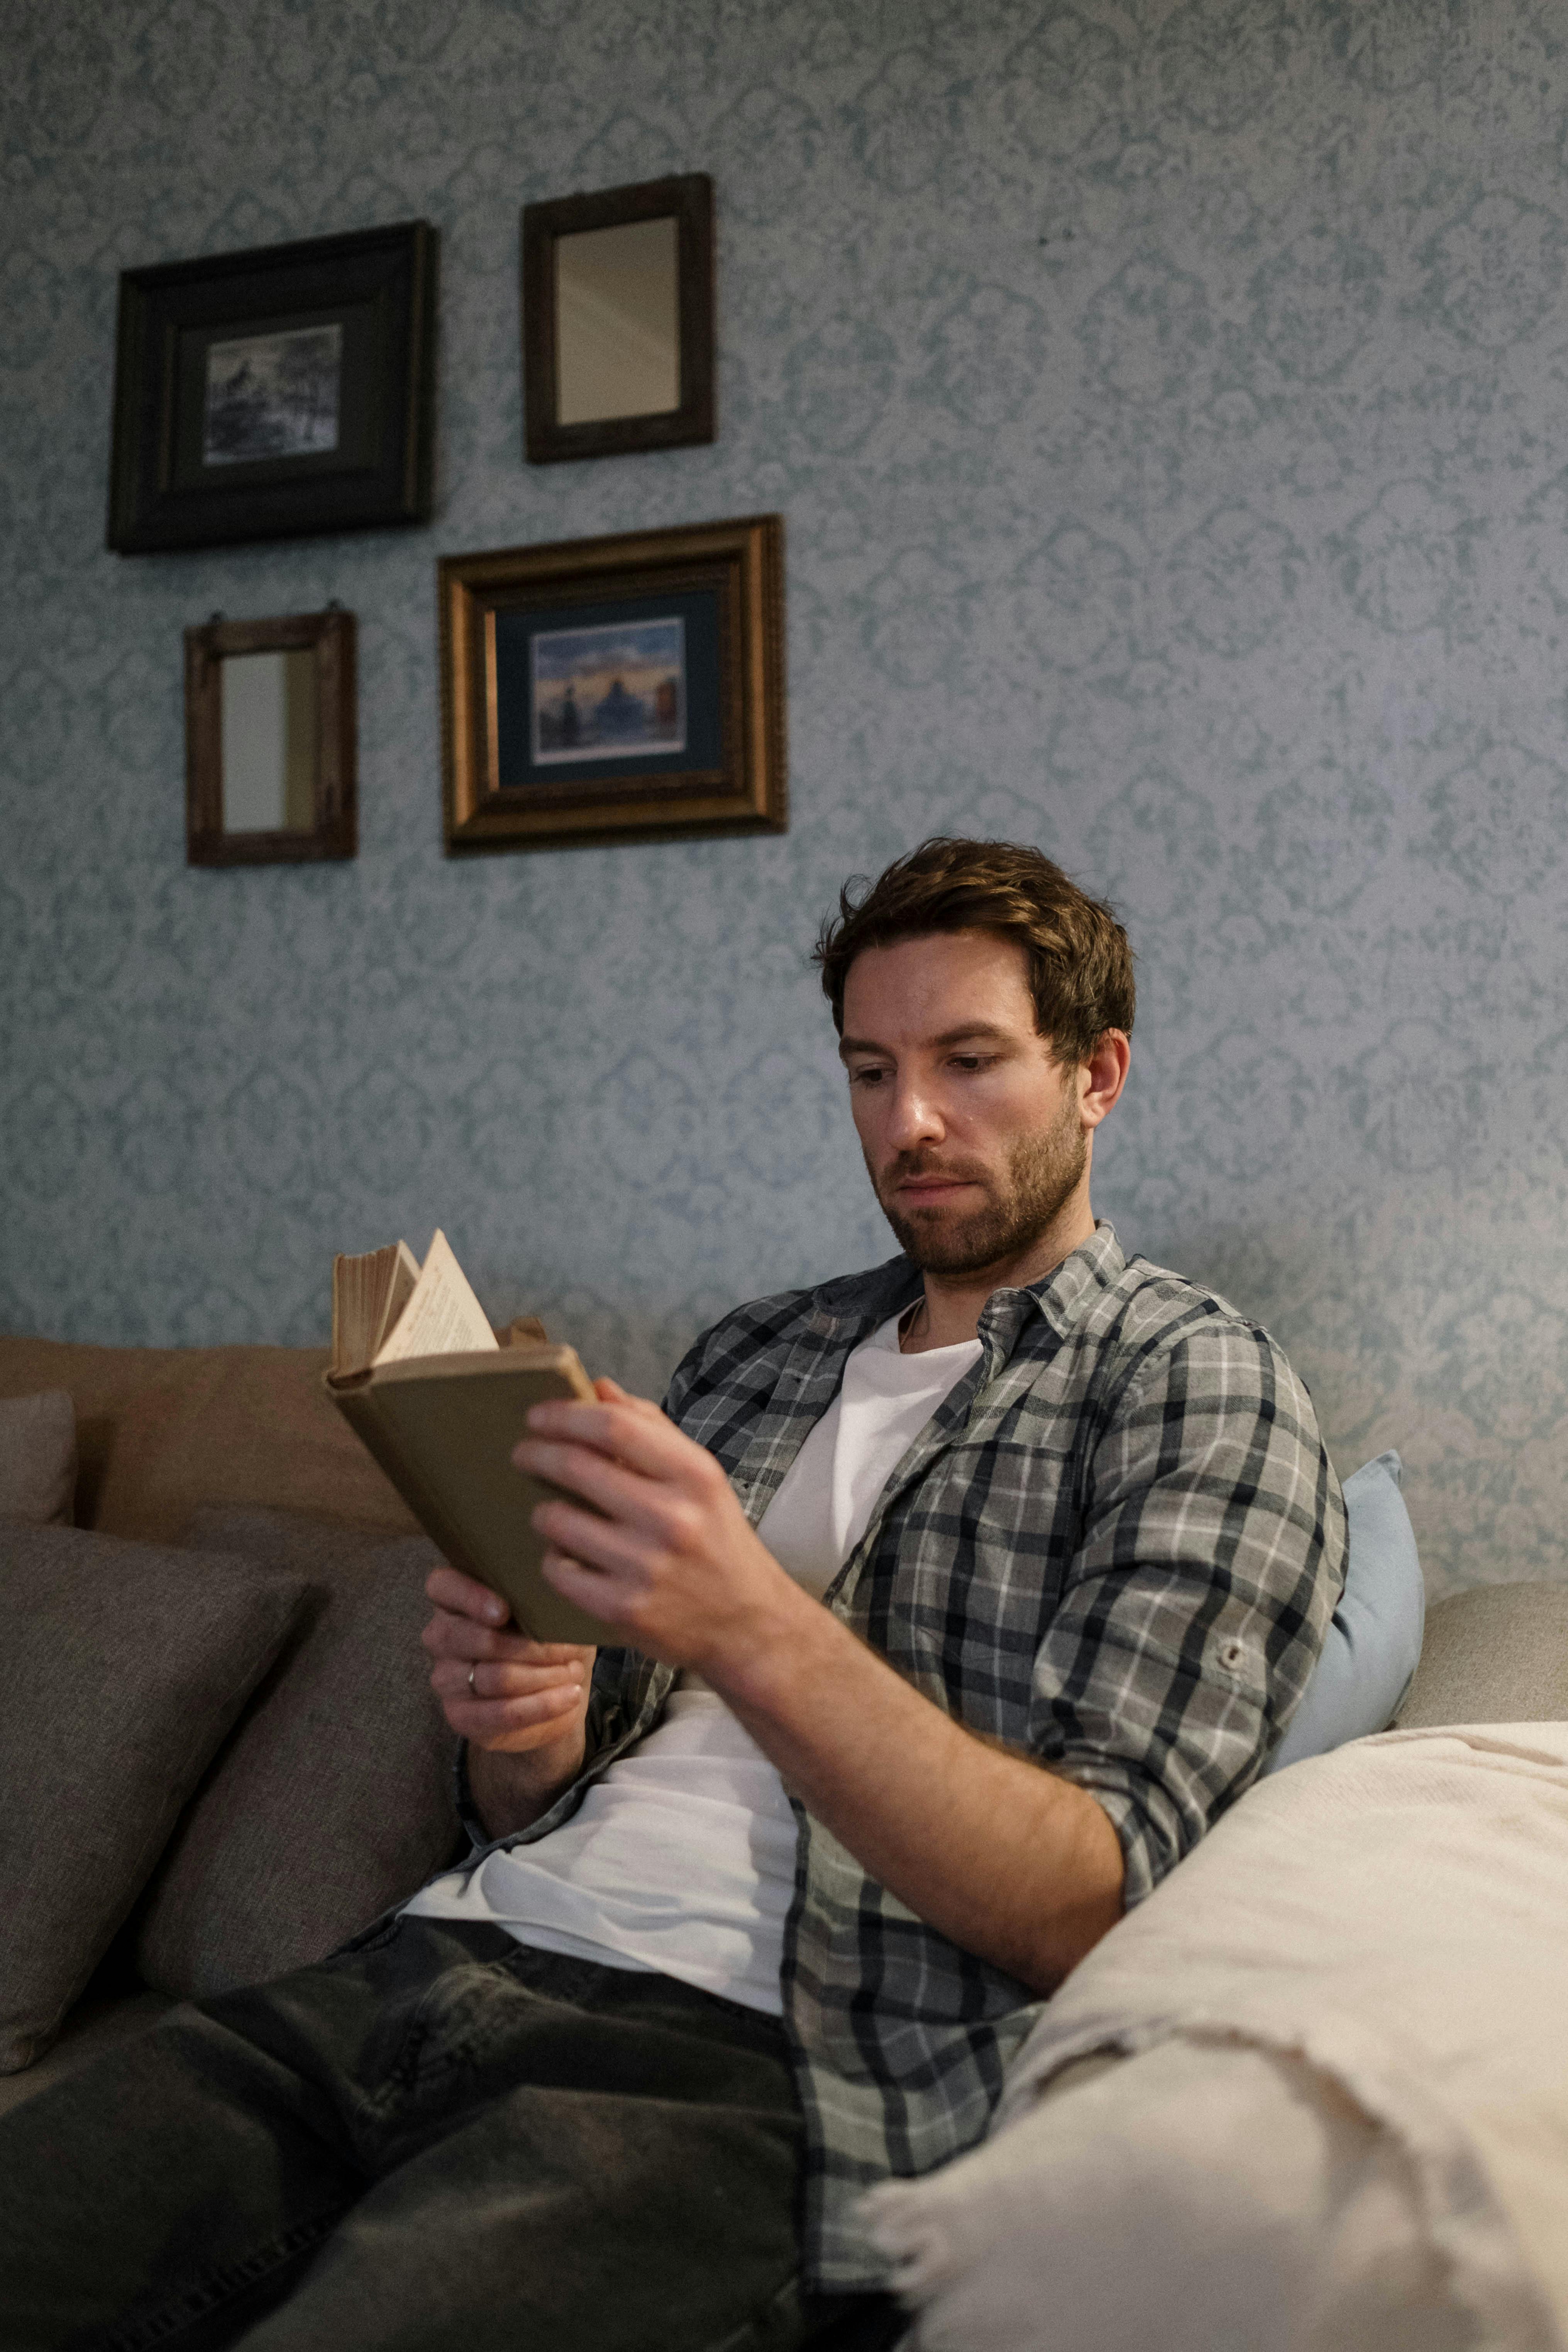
top-left (460, 1222), bottom-right (1345, 2288)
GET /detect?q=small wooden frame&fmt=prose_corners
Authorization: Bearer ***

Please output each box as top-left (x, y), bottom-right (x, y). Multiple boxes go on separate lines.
top-left (439, 514), bottom-right (785, 853)
top-left (109, 222), bottom-right (437, 554)
top-left (185, 608), bottom-right (357, 866)
top-left (522, 174), bottom-right (715, 464)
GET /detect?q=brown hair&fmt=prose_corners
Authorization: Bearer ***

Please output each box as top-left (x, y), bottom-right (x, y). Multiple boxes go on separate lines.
top-left (814, 836), bottom-right (1135, 1063)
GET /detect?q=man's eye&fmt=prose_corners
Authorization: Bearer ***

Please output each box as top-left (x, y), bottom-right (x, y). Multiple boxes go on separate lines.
top-left (847, 1067), bottom-right (886, 1087)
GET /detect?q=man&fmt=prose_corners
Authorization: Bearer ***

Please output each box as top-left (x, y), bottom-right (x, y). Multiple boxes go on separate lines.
top-left (0, 838), bottom-right (1344, 2351)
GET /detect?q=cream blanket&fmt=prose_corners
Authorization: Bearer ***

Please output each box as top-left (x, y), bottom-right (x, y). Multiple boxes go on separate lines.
top-left (864, 1725), bottom-right (1568, 2352)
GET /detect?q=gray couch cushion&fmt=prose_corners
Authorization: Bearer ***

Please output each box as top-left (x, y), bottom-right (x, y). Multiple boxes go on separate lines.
top-left (1397, 1581), bottom-right (1568, 1729)
top-left (0, 1390), bottom-right (77, 1527)
top-left (0, 1524), bottom-right (307, 2071)
top-left (134, 1508), bottom-right (461, 2001)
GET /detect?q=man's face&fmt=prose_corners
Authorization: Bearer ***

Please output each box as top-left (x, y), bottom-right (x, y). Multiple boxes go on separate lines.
top-left (838, 929), bottom-right (1089, 1278)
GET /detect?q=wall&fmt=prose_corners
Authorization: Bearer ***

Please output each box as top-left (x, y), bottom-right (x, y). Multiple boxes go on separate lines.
top-left (2, 0), bottom-right (1564, 1595)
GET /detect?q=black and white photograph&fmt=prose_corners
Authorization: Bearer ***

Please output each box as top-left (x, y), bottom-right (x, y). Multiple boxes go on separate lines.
top-left (531, 616), bottom-right (685, 763)
top-left (202, 324), bottom-right (343, 466)
top-left (107, 220), bottom-right (436, 553)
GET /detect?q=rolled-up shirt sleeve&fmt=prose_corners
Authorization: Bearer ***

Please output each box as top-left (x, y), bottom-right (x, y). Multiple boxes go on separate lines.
top-left (1030, 1319), bottom-right (1346, 1908)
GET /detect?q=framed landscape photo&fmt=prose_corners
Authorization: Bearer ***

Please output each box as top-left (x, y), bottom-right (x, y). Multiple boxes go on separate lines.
top-left (439, 514), bottom-right (785, 852)
top-left (522, 174), bottom-right (715, 464)
top-left (108, 222), bottom-right (437, 554)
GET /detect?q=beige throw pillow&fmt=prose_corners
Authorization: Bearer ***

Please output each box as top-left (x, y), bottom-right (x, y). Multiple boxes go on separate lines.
top-left (0, 1334), bottom-right (419, 1544)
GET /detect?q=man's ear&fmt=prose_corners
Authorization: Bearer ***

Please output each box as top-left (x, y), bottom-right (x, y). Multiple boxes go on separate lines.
top-left (1079, 1031), bottom-right (1130, 1129)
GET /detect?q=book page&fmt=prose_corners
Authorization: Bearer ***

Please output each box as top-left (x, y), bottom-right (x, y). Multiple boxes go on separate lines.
top-left (372, 1229), bottom-right (499, 1365)
top-left (373, 1240), bottom-right (423, 1358)
top-left (333, 1237), bottom-right (420, 1376)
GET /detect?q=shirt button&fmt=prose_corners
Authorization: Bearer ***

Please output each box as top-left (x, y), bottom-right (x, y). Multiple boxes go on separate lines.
top-left (1219, 1638), bottom-right (1246, 1669)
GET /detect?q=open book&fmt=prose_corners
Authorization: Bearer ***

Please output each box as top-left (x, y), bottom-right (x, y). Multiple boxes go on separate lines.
top-left (325, 1230), bottom-right (610, 1645)
top-left (330, 1228), bottom-right (500, 1375)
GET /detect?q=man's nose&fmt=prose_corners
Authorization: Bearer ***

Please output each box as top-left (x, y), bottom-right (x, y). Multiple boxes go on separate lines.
top-left (885, 1075), bottom-right (944, 1148)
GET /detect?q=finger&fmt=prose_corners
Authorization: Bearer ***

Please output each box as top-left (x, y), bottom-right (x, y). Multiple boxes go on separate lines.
top-left (531, 1496), bottom-right (657, 1581)
top-left (592, 1378), bottom-right (663, 1419)
top-left (515, 1435), bottom-right (674, 1529)
top-left (425, 1561), bottom-right (510, 1627)
top-left (471, 1707), bottom-right (591, 1757)
top-left (541, 1546), bottom-right (635, 1627)
top-left (432, 1656), bottom-right (584, 1703)
top-left (440, 1681), bottom-right (587, 1743)
top-left (463, 1637), bottom-right (595, 1668)
top-left (421, 1611), bottom-right (589, 1667)
top-left (521, 1396), bottom-right (687, 1478)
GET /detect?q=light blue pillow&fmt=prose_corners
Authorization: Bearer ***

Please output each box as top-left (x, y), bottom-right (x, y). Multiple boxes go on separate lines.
top-left (1263, 1450), bottom-right (1425, 1775)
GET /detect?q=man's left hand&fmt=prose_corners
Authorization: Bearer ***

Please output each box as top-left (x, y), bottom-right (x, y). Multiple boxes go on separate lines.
top-left (514, 1379), bottom-right (799, 1675)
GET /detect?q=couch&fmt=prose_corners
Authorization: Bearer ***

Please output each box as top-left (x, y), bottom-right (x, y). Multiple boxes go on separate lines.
top-left (3, 1331), bottom-right (1566, 2347)
top-left (0, 1330), bottom-right (462, 2110)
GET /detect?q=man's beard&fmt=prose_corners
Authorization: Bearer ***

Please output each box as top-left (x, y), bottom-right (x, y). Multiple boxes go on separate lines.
top-left (868, 1097), bottom-right (1087, 1277)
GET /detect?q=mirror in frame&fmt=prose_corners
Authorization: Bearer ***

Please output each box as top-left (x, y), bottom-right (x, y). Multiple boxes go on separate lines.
top-left (522, 173), bottom-right (715, 464)
top-left (184, 607), bottom-right (356, 865)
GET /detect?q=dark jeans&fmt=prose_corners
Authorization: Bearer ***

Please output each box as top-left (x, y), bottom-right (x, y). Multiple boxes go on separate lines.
top-left (0, 1917), bottom-right (891, 2352)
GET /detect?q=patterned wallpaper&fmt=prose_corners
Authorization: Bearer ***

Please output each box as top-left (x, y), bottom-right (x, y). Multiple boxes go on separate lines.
top-left (2, 0), bottom-right (1565, 1595)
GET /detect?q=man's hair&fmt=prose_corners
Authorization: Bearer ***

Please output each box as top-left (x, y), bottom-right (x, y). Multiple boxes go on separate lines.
top-left (813, 836), bottom-right (1135, 1064)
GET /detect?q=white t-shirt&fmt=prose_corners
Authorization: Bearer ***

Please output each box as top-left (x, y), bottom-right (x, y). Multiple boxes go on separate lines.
top-left (403, 1309), bottom-right (982, 2013)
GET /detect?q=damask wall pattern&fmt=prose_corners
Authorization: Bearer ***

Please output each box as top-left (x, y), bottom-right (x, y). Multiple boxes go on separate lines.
top-left (1, 0), bottom-right (1565, 1595)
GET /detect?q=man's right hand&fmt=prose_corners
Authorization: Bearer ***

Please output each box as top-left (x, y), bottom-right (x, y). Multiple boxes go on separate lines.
top-left (422, 1563), bottom-right (594, 1834)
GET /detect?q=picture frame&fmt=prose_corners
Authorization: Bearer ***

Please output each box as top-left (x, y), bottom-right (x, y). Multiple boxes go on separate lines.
top-left (109, 222), bottom-right (437, 554)
top-left (522, 174), bottom-right (715, 464)
top-left (184, 608), bottom-right (357, 866)
top-left (439, 514), bottom-right (785, 853)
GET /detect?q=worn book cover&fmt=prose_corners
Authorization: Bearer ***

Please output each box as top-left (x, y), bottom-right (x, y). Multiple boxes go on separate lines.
top-left (326, 1233), bottom-right (611, 1644)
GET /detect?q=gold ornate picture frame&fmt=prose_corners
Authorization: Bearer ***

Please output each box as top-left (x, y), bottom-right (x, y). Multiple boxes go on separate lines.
top-left (439, 514), bottom-right (786, 853)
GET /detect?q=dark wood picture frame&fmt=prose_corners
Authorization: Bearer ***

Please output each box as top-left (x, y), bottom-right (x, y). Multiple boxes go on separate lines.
top-left (109, 222), bottom-right (437, 554)
top-left (185, 608), bottom-right (357, 866)
top-left (439, 514), bottom-right (785, 853)
top-left (522, 174), bottom-right (715, 464)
